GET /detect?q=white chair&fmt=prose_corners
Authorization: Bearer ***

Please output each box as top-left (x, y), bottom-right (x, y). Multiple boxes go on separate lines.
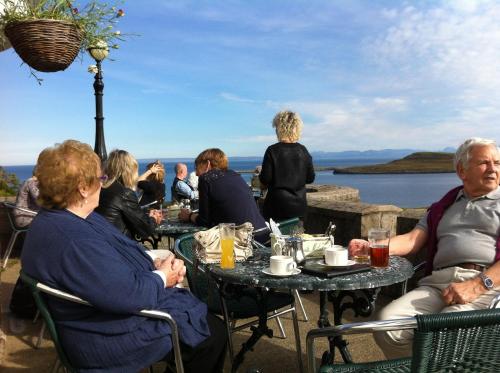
top-left (2, 202), bottom-right (37, 268)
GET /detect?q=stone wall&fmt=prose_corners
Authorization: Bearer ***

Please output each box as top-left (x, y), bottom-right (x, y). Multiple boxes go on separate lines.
top-left (305, 200), bottom-right (402, 246)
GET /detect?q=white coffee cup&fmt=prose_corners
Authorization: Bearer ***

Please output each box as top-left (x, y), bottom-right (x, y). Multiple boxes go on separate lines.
top-left (325, 245), bottom-right (348, 266)
top-left (270, 255), bottom-right (297, 275)
top-left (270, 233), bottom-right (288, 256)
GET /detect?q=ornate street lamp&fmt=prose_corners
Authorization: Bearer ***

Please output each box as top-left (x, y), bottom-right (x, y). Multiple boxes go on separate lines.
top-left (88, 41), bottom-right (109, 162)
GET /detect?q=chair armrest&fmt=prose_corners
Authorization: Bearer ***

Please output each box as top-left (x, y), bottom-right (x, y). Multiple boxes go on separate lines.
top-left (2, 202), bottom-right (38, 215)
top-left (413, 261), bottom-right (426, 273)
top-left (306, 317), bottom-right (416, 373)
top-left (36, 283), bottom-right (91, 306)
top-left (138, 310), bottom-right (184, 373)
top-left (489, 293), bottom-right (500, 309)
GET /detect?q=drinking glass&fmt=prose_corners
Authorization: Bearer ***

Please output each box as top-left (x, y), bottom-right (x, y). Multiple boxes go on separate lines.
top-left (352, 240), bottom-right (370, 264)
top-left (368, 228), bottom-right (390, 268)
top-left (219, 223), bottom-right (235, 269)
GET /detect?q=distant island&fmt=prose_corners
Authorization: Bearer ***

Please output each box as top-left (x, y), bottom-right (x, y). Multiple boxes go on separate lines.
top-left (331, 152), bottom-right (455, 174)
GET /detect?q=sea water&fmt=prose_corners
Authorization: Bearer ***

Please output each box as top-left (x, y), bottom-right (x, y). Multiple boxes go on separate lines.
top-left (3, 158), bottom-right (459, 208)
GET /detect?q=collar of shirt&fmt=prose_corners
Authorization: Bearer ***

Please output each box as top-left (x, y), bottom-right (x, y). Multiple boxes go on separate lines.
top-left (456, 186), bottom-right (500, 202)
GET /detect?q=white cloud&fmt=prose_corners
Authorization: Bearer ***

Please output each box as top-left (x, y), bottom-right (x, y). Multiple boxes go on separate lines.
top-left (219, 92), bottom-right (258, 104)
top-left (368, 1), bottom-right (500, 95)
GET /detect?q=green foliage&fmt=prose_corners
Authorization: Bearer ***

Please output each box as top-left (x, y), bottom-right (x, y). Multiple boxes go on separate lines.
top-left (0, 166), bottom-right (20, 196)
top-left (0, 0), bottom-right (126, 53)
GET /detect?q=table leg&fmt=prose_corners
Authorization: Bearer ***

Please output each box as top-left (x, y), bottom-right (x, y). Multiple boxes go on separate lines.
top-left (318, 288), bottom-right (381, 365)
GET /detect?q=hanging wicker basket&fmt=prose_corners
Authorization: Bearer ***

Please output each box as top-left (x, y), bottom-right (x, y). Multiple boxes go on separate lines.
top-left (4, 19), bottom-right (82, 73)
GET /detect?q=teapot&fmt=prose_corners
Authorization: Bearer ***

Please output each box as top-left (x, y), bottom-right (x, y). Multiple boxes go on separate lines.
top-left (283, 236), bottom-right (305, 265)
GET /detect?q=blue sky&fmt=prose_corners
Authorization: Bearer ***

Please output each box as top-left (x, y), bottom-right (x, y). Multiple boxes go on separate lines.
top-left (2, 0), bottom-right (500, 165)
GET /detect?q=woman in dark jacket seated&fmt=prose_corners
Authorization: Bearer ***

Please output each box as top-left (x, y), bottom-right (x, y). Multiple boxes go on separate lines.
top-left (22, 140), bottom-right (226, 373)
top-left (96, 149), bottom-right (162, 240)
top-left (179, 148), bottom-right (268, 243)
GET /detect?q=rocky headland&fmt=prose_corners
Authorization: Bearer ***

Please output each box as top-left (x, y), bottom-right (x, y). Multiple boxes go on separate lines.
top-left (331, 152), bottom-right (455, 174)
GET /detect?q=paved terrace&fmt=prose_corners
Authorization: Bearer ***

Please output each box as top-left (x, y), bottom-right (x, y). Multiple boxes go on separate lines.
top-left (1, 252), bottom-right (391, 372)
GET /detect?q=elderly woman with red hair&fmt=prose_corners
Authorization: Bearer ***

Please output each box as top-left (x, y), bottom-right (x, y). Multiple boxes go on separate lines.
top-left (21, 140), bottom-right (226, 373)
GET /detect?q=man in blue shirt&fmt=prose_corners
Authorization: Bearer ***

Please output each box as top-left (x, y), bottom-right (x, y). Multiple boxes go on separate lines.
top-left (171, 163), bottom-right (197, 203)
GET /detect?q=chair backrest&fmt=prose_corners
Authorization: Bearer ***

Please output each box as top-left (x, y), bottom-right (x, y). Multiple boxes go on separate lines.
top-left (19, 271), bottom-right (77, 372)
top-left (175, 233), bottom-right (222, 313)
top-left (277, 217), bottom-right (300, 235)
top-left (411, 308), bottom-right (500, 372)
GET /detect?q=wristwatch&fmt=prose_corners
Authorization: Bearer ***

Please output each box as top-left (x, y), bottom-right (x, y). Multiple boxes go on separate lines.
top-left (478, 273), bottom-right (494, 290)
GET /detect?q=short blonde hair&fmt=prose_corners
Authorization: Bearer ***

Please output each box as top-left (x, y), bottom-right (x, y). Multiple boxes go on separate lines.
top-left (35, 140), bottom-right (101, 209)
top-left (146, 161), bottom-right (165, 182)
top-left (195, 148), bottom-right (228, 171)
top-left (104, 150), bottom-right (138, 190)
top-left (272, 110), bottom-right (303, 142)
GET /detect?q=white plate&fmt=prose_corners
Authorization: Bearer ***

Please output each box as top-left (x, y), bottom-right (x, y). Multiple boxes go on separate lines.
top-left (317, 259), bottom-right (357, 268)
top-left (262, 268), bottom-right (301, 277)
top-left (146, 249), bottom-right (173, 261)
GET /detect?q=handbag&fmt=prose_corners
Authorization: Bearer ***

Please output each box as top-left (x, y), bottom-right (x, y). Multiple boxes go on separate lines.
top-left (194, 222), bottom-right (254, 263)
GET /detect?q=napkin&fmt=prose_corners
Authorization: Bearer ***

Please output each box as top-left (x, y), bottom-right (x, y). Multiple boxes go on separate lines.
top-left (269, 218), bottom-right (282, 236)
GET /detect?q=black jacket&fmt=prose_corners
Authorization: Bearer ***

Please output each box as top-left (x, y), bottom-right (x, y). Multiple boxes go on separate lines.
top-left (96, 180), bottom-right (156, 239)
top-left (138, 180), bottom-right (165, 209)
top-left (259, 142), bottom-right (315, 220)
top-left (196, 169), bottom-right (268, 242)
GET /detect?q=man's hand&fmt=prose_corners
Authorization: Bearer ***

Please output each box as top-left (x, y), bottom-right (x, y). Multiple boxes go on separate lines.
top-left (178, 208), bottom-right (191, 222)
top-left (348, 239), bottom-right (369, 258)
top-left (442, 277), bottom-right (486, 305)
top-left (149, 209), bottom-right (163, 224)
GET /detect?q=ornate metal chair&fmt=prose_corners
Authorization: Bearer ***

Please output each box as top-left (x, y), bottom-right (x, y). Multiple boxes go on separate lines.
top-left (20, 271), bottom-right (184, 373)
top-left (2, 201), bottom-right (37, 268)
top-left (307, 294), bottom-right (500, 373)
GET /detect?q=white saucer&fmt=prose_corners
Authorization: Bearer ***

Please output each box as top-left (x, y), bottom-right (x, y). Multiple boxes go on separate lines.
top-left (318, 259), bottom-right (357, 268)
top-left (262, 268), bottom-right (301, 277)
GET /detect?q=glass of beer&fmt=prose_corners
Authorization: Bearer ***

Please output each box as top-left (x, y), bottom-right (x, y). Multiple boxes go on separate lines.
top-left (368, 228), bottom-right (390, 268)
top-left (219, 223), bottom-right (235, 269)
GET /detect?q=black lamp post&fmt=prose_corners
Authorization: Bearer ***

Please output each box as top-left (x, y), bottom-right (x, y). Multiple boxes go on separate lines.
top-left (88, 43), bottom-right (109, 162)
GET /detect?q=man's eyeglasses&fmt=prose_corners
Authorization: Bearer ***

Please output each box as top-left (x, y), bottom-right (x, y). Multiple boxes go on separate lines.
top-left (98, 175), bottom-right (108, 184)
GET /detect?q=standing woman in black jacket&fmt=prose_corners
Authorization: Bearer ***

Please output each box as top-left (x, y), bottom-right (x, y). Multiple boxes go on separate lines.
top-left (96, 150), bottom-right (162, 239)
top-left (259, 111), bottom-right (315, 222)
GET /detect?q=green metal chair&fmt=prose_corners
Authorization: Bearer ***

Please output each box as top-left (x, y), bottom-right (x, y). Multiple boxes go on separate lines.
top-left (307, 294), bottom-right (500, 373)
top-left (20, 271), bottom-right (184, 373)
top-left (174, 231), bottom-right (301, 370)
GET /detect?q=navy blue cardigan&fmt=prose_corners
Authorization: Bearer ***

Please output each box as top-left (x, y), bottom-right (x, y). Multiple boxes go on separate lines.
top-left (22, 209), bottom-right (209, 372)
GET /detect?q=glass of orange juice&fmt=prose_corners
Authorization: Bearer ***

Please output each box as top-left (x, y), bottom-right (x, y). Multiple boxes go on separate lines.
top-left (219, 223), bottom-right (235, 269)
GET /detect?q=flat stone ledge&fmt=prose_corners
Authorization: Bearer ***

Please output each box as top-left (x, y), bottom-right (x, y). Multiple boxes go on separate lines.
top-left (306, 184), bottom-right (360, 203)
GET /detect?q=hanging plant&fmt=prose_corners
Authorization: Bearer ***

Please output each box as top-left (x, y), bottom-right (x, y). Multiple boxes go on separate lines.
top-left (0, 0), bottom-right (126, 72)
